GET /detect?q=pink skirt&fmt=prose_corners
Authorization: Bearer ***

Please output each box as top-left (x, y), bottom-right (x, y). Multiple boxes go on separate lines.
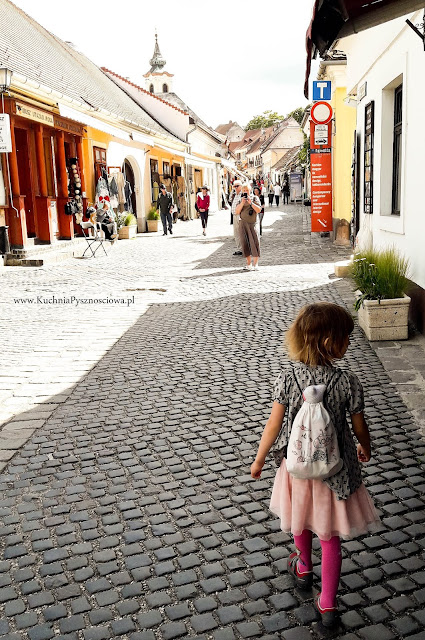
top-left (270, 459), bottom-right (381, 541)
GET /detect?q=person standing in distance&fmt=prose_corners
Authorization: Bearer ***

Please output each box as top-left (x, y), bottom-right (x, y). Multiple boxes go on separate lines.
top-left (197, 185), bottom-right (210, 236)
top-left (268, 183), bottom-right (274, 207)
top-left (158, 184), bottom-right (174, 235)
top-left (274, 182), bottom-right (282, 207)
top-left (231, 180), bottom-right (243, 255)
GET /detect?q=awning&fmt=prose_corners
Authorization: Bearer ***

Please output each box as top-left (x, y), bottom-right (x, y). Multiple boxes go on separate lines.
top-left (304, 0), bottom-right (425, 97)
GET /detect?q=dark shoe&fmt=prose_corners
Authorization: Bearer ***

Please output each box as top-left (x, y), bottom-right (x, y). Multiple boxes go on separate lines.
top-left (287, 552), bottom-right (313, 590)
top-left (163, 233), bottom-right (167, 236)
top-left (314, 594), bottom-right (338, 628)
top-left (233, 251), bottom-right (243, 255)
top-left (169, 230), bottom-right (173, 234)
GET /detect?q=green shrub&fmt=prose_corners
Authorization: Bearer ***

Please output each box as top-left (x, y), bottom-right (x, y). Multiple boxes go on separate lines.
top-left (124, 213), bottom-right (137, 226)
top-left (147, 206), bottom-right (159, 220)
top-left (351, 247), bottom-right (410, 310)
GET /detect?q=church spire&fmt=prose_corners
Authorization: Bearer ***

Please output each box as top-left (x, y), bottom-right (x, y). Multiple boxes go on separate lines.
top-left (149, 32), bottom-right (166, 73)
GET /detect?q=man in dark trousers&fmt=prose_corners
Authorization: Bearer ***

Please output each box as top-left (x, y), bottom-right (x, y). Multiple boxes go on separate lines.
top-left (158, 184), bottom-right (174, 235)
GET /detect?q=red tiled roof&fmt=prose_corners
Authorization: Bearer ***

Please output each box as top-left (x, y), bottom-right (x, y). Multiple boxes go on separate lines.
top-left (102, 68), bottom-right (188, 115)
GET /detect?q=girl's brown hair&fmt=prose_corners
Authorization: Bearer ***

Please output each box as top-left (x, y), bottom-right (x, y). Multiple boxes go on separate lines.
top-left (286, 302), bottom-right (354, 366)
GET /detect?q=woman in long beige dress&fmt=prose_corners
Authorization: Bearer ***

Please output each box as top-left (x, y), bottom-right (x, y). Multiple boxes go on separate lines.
top-left (235, 184), bottom-right (262, 271)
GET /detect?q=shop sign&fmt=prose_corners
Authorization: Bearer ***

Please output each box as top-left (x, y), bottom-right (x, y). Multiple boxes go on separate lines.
top-left (0, 114), bottom-right (12, 153)
top-left (15, 102), bottom-right (54, 126)
top-left (53, 116), bottom-right (85, 137)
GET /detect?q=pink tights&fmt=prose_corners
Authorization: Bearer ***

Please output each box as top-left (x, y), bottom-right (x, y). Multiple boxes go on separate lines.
top-left (293, 530), bottom-right (342, 609)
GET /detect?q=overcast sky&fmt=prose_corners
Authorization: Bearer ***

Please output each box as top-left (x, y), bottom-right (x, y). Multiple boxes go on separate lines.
top-left (11, 0), bottom-right (318, 130)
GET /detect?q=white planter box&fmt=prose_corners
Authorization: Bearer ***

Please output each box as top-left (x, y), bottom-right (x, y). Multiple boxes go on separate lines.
top-left (118, 225), bottom-right (137, 240)
top-left (356, 292), bottom-right (411, 341)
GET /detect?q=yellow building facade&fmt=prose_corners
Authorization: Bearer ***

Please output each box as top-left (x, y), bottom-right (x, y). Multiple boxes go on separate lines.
top-left (317, 60), bottom-right (356, 244)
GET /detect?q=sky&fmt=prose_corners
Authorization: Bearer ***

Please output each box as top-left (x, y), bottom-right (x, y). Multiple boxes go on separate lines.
top-left (11, 0), bottom-right (318, 130)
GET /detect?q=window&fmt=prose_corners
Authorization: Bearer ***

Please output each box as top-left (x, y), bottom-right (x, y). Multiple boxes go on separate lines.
top-left (162, 161), bottom-right (170, 177)
top-left (162, 83), bottom-right (168, 92)
top-left (93, 146), bottom-right (107, 181)
top-left (149, 84), bottom-right (154, 93)
top-left (363, 101), bottom-right (374, 214)
top-left (391, 84), bottom-right (402, 215)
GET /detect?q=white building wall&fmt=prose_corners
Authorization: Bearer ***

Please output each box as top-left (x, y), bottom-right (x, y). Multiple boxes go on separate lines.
top-left (343, 10), bottom-right (425, 290)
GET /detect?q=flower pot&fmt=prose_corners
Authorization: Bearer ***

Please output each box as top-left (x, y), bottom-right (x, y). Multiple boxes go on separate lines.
top-left (118, 224), bottom-right (137, 240)
top-left (356, 291), bottom-right (411, 341)
top-left (147, 219), bottom-right (159, 232)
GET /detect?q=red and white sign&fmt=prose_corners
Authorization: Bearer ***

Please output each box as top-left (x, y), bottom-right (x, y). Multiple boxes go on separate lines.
top-left (311, 101), bottom-right (333, 125)
top-left (310, 112), bottom-right (333, 233)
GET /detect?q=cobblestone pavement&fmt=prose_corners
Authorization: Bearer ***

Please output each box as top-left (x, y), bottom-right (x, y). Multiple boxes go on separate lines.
top-left (1, 205), bottom-right (425, 640)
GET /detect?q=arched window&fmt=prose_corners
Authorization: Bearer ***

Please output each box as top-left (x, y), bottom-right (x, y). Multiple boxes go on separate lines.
top-left (149, 84), bottom-right (154, 93)
top-left (162, 83), bottom-right (168, 93)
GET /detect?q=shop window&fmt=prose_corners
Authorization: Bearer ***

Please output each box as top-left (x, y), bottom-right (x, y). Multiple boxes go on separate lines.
top-left (363, 101), bottom-right (374, 214)
top-left (391, 84), bottom-right (402, 215)
top-left (162, 83), bottom-right (168, 93)
top-left (149, 84), bottom-right (154, 93)
top-left (94, 146), bottom-right (107, 181)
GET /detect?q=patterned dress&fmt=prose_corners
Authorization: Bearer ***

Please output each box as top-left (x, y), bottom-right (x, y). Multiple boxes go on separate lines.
top-left (270, 363), bottom-right (381, 540)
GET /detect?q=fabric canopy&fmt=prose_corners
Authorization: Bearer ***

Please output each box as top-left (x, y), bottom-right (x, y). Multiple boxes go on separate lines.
top-left (304, 0), bottom-right (425, 97)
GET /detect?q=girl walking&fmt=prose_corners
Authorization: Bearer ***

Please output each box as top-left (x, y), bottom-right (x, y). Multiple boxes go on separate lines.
top-left (251, 302), bottom-right (381, 627)
top-left (197, 186), bottom-right (210, 235)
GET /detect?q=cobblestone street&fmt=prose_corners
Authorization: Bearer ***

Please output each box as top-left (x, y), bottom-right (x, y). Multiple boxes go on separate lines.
top-left (1, 205), bottom-right (425, 640)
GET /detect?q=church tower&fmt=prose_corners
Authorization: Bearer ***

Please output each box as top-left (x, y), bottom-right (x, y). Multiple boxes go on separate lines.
top-left (143, 33), bottom-right (174, 94)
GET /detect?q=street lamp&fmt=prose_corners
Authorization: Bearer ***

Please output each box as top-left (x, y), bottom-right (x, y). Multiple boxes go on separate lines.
top-left (0, 68), bottom-right (12, 93)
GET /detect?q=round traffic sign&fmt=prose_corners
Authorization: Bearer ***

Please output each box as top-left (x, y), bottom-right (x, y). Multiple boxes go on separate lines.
top-left (311, 101), bottom-right (333, 125)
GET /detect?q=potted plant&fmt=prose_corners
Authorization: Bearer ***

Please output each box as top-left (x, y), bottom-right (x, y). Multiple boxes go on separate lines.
top-left (350, 247), bottom-right (410, 341)
top-left (118, 213), bottom-right (138, 240)
top-left (147, 205), bottom-right (160, 233)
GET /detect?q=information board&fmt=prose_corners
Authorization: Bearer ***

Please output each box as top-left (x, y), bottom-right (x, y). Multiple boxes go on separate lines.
top-left (310, 118), bottom-right (333, 232)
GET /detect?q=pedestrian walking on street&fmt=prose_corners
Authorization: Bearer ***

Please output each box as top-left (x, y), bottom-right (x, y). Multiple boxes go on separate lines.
top-left (283, 178), bottom-right (290, 205)
top-left (253, 186), bottom-right (265, 236)
top-left (268, 183), bottom-right (274, 207)
top-left (274, 182), bottom-right (281, 206)
top-left (251, 302), bottom-right (381, 628)
top-left (231, 180), bottom-right (243, 255)
top-left (158, 184), bottom-right (174, 235)
top-left (235, 184), bottom-right (262, 270)
top-left (197, 186), bottom-right (210, 235)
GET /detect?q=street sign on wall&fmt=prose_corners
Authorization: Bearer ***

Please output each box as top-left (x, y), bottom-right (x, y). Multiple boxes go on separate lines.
top-left (312, 81), bottom-right (331, 101)
top-left (0, 114), bottom-right (12, 153)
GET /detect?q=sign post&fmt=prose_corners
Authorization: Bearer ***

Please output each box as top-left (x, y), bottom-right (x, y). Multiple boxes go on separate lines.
top-left (310, 101), bottom-right (333, 233)
top-left (0, 113), bottom-right (12, 153)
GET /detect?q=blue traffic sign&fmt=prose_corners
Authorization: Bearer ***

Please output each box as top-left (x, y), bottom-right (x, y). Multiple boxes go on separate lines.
top-left (312, 81), bottom-right (331, 101)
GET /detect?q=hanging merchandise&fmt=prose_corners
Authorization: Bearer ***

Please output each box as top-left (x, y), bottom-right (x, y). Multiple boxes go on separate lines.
top-left (67, 157), bottom-right (83, 223)
top-left (152, 181), bottom-right (159, 205)
top-left (108, 174), bottom-right (119, 209)
top-left (124, 180), bottom-right (133, 213)
top-left (176, 175), bottom-right (187, 220)
top-left (95, 175), bottom-right (110, 209)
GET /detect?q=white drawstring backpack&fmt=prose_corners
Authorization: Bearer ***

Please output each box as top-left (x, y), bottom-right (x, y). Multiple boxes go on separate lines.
top-left (286, 370), bottom-right (343, 480)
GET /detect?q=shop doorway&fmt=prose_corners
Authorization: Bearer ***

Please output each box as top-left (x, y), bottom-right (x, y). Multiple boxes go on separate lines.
top-left (15, 127), bottom-right (36, 237)
top-left (123, 158), bottom-right (137, 214)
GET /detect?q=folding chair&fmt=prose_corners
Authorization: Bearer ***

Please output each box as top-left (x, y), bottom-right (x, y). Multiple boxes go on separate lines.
top-left (80, 221), bottom-right (108, 258)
